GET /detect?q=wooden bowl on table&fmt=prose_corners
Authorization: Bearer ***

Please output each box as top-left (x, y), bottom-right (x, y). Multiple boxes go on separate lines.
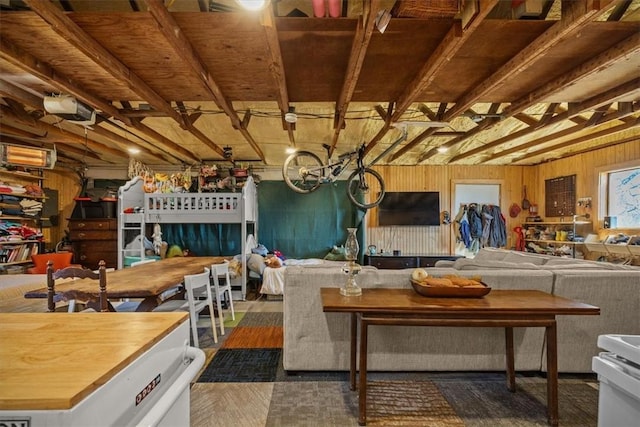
top-left (410, 278), bottom-right (491, 298)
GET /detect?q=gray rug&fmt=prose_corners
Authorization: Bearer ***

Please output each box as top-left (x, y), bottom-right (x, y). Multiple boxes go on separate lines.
top-left (264, 375), bottom-right (599, 427)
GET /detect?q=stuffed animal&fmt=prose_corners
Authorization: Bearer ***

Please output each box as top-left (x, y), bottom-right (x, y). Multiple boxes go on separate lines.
top-left (265, 255), bottom-right (282, 268)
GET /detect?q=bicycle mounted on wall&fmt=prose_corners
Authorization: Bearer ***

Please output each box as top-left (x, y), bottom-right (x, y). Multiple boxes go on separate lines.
top-left (282, 142), bottom-right (385, 210)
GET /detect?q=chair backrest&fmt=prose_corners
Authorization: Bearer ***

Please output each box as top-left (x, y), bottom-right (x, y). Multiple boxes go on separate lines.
top-left (211, 262), bottom-right (231, 290)
top-left (183, 267), bottom-right (212, 310)
top-left (30, 252), bottom-right (73, 274)
top-left (47, 260), bottom-right (108, 312)
top-left (130, 258), bottom-right (157, 267)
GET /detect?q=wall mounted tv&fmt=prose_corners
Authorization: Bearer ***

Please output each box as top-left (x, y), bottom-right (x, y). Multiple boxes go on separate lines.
top-left (378, 192), bottom-right (441, 226)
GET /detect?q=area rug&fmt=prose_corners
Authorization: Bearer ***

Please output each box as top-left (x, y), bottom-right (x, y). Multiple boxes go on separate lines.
top-left (221, 326), bottom-right (283, 349)
top-left (436, 377), bottom-right (598, 427)
top-left (238, 311), bottom-right (283, 327)
top-left (197, 348), bottom-right (282, 383)
top-left (265, 380), bottom-right (465, 427)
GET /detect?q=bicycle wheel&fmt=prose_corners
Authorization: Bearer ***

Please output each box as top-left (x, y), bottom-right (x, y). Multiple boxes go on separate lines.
top-left (347, 167), bottom-right (385, 209)
top-left (282, 151), bottom-right (324, 194)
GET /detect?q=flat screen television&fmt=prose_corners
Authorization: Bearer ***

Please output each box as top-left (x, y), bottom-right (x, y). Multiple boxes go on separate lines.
top-left (378, 192), bottom-right (441, 226)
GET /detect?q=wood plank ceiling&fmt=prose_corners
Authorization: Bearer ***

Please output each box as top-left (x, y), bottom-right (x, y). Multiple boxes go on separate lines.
top-left (0, 0), bottom-right (638, 170)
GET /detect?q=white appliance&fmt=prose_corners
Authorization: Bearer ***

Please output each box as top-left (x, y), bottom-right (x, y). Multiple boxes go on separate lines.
top-left (592, 334), bottom-right (640, 427)
top-left (0, 313), bottom-right (204, 427)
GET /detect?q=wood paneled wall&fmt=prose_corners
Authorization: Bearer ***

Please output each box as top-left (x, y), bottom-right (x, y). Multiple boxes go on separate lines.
top-left (44, 139), bottom-right (639, 256)
top-left (369, 164), bottom-right (525, 255)
top-left (41, 169), bottom-right (81, 251)
top-left (370, 139), bottom-right (640, 255)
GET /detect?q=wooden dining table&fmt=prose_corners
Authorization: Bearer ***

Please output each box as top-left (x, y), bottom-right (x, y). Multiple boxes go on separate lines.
top-left (321, 288), bottom-right (600, 426)
top-left (24, 256), bottom-right (228, 312)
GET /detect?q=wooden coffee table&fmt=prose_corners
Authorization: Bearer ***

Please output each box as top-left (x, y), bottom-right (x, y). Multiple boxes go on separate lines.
top-left (321, 288), bottom-right (600, 426)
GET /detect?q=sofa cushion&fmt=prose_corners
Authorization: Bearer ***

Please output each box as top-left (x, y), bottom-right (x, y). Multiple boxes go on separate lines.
top-left (501, 251), bottom-right (548, 265)
top-left (452, 258), bottom-right (540, 270)
top-left (472, 248), bottom-right (510, 262)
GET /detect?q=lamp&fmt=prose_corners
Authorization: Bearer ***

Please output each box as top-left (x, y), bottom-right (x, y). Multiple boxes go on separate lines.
top-left (235, 0), bottom-right (267, 11)
top-left (0, 143), bottom-right (57, 169)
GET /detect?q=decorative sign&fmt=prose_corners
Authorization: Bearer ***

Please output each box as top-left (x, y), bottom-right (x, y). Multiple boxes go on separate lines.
top-left (545, 174), bottom-right (576, 218)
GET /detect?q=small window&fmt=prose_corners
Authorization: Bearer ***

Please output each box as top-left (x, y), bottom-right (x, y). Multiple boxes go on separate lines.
top-left (603, 166), bottom-right (640, 228)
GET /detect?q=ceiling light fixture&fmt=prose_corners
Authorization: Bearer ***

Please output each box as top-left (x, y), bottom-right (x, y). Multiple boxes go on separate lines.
top-left (437, 146), bottom-right (449, 153)
top-left (284, 106), bottom-right (297, 124)
top-left (235, 0), bottom-right (268, 11)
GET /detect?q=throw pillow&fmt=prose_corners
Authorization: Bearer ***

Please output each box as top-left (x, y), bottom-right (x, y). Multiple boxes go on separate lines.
top-left (247, 253), bottom-right (266, 274)
top-left (324, 245), bottom-right (347, 261)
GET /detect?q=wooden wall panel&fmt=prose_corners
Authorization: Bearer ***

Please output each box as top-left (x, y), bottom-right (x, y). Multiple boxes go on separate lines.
top-left (62, 140), bottom-right (635, 259)
top-left (42, 169), bottom-right (81, 251)
top-left (369, 165), bottom-right (527, 256)
top-left (368, 138), bottom-right (639, 255)
top-left (534, 139), bottom-right (640, 231)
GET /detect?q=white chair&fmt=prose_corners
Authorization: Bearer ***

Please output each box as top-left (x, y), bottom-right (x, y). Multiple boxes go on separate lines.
top-left (211, 262), bottom-right (235, 336)
top-left (152, 267), bottom-right (217, 346)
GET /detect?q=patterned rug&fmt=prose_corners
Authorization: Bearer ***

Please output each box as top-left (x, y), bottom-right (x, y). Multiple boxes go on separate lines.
top-left (194, 305), bottom-right (599, 426)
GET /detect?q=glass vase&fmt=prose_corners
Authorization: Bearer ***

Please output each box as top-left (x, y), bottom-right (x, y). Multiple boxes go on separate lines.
top-left (341, 227), bottom-right (362, 296)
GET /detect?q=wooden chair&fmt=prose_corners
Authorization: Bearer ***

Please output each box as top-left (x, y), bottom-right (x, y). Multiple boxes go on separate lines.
top-left (152, 267), bottom-right (217, 346)
top-left (211, 262), bottom-right (235, 336)
top-left (47, 260), bottom-right (108, 313)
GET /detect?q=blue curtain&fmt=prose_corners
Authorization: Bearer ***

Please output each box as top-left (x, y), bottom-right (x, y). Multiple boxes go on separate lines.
top-left (257, 181), bottom-right (366, 260)
top-left (160, 181), bottom-right (366, 260)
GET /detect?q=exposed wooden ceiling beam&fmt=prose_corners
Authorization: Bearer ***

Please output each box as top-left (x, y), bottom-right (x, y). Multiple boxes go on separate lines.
top-left (0, 80), bottom-right (43, 110)
top-left (0, 128), bottom-right (104, 161)
top-left (443, 0), bottom-right (615, 122)
top-left (487, 110), bottom-right (639, 162)
top-left (88, 123), bottom-right (175, 164)
top-left (331, 0), bottom-right (382, 154)
top-left (513, 117), bottom-right (640, 163)
top-left (417, 22), bottom-right (639, 163)
top-left (261, 7), bottom-right (295, 146)
top-left (24, 0), bottom-right (187, 128)
top-left (393, 0), bottom-right (498, 119)
top-left (403, 0), bottom-right (621, 164)
top-left (451, 80), bottom-right (639, 163)
top-left (376, 0), bottom-right (498, 159)
top-left (0, 38), bottom-right (128, 125)
top-left (504, 31), bottom-right (640, 115)
top-left (142, 0), bottom-right (240, 159)
top-left (128, 118), bottom-right (201, 164)
top-left (0, 110), bottom-right (128, 161)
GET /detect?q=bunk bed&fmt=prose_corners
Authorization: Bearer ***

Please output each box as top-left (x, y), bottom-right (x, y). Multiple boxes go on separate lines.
top-left (117, 176), bottom-right (258, 300)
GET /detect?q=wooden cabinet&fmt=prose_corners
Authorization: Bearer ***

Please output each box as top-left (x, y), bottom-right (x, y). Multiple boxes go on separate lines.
top-left (68, 218), bottom-right (117, 269)
top-left (363, 254), bottom-right (461, 269)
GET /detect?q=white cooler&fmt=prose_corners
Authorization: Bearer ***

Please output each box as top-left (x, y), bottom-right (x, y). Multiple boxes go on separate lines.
top-left (0, 312), bottom-right (204, 427)
top-left (592, 334), bottom-right (640, 427)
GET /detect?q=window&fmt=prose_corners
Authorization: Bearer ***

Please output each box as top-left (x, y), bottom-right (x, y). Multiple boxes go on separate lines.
top-left (602, 165), bottom-right (640, 228)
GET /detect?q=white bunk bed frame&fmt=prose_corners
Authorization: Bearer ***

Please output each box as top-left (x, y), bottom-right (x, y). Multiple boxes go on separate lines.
top-left (117, 176), bottom-right (258, 300)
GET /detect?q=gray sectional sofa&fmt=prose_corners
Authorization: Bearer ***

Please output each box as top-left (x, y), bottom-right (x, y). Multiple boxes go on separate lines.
top-left (283, 248), bottom-right (640, 373)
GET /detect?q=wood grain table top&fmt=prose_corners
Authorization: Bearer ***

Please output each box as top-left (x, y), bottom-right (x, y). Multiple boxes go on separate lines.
top-left (0, 312), bottom-right (188, 411)
top-left (24, 256), bottom-right (228, 300)
top-left (321, 288), bottom-right (600, 316)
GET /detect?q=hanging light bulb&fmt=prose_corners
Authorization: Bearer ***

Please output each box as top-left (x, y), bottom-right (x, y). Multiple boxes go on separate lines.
top-left (236, 0), bottom-right (267, 11)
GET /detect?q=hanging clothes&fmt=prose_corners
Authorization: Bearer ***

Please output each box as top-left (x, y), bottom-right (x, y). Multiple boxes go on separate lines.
top-left (488, 205), bottom-right (507, 248)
